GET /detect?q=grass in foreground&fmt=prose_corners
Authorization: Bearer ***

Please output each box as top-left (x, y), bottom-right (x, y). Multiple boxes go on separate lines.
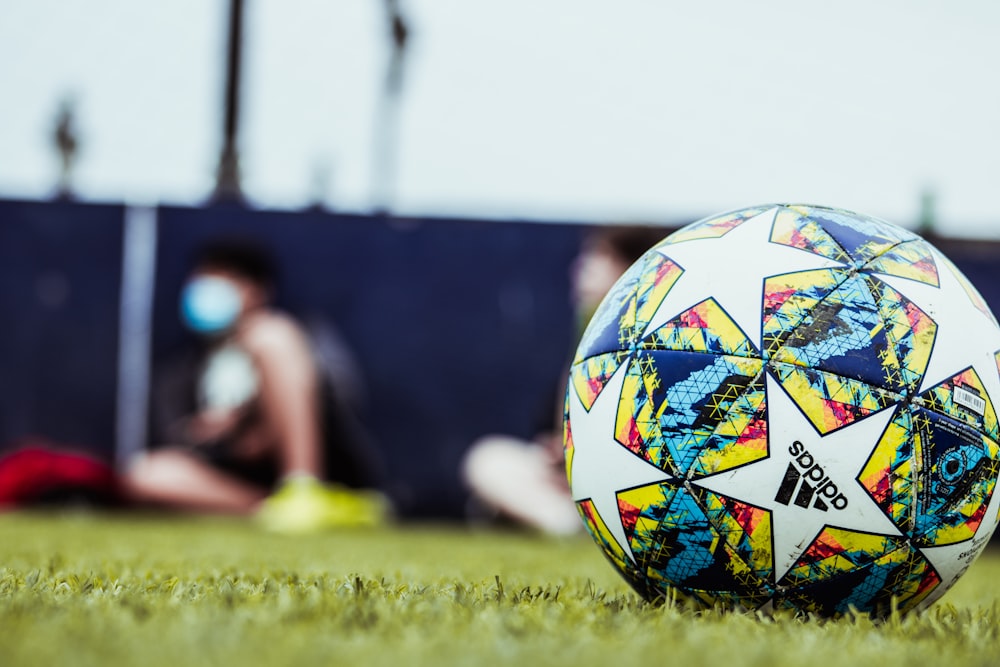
top-left (1, 512), bottom-right (1000, 667)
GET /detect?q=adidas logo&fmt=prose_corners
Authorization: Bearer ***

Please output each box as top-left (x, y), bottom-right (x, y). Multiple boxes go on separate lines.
top-left (774, 441), bottom-right (848, 511)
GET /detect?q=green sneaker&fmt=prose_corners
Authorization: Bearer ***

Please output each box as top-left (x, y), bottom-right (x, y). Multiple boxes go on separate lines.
top-left (256, 476), bottom-right (392, 533)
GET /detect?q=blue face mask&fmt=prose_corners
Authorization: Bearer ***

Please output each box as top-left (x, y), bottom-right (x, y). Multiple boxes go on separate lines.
top-left (180, 276), bottom-right (242, 335)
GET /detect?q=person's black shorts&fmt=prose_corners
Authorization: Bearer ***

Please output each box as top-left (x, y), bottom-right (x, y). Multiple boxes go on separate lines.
top-left (191, 439), bottom-right (278, 489)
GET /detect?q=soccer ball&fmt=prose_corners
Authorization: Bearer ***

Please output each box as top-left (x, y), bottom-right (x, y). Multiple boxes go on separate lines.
top-left (565, 204), bottom-right (1000, 618)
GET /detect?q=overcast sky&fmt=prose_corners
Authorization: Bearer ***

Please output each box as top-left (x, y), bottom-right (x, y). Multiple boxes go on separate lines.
top-left (1, 1), bottom-right (998, 236)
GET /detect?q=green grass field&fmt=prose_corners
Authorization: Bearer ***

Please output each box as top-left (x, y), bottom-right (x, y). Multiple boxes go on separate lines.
top-left (2, 512), bottom-right (1000, 667)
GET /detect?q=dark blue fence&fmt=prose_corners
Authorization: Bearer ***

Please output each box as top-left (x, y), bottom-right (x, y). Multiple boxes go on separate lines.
top-left (0, 200), bottom-right (123, 455)
top-left (2, 199), bottom-right (999, 518)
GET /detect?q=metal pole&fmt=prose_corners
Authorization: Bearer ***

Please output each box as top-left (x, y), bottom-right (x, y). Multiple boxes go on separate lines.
top-left (213, 0), bottom-right (245, 203)
top-left (372, 0), bottom-right (409, 214)
top-left (115, 205), bottom-right (158, 469)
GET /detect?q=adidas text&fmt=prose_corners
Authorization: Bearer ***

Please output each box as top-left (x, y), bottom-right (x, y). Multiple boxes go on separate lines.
top-left (774, 441), bottom-right (848, 511)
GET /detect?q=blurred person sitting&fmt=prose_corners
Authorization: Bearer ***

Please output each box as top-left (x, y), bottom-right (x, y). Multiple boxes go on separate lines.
top-left (122, 239), bottom-right (390, 532)
top-left (461, 225), bottom-right (666, 535)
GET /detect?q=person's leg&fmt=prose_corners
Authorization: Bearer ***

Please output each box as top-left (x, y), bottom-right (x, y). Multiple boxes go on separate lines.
top-left (462, 435), bottom-right (581, 535)
top-left (121, 449), bottom-right (267, 514)
top-left (239, 314), bottom-right (325, 479)
top-left (227, 314), bottom-right (392, 530)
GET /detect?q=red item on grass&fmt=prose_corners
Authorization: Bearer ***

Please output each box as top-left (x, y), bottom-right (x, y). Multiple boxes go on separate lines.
top-left (0, 441), bottom-right (119, 507)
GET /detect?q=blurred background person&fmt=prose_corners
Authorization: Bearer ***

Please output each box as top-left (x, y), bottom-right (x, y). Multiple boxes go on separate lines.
top-left (461, 225), bottom-right (667, 535)
top-left (122, 238), bottom-right (390, 532)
